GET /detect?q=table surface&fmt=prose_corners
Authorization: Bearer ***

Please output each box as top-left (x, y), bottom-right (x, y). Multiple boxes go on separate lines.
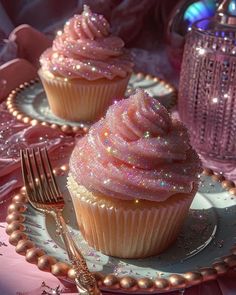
top-left (1, 44), bottom-right (236, 294)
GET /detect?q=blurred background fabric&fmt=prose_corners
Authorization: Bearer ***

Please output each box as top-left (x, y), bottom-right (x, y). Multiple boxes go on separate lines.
top-left (0, 0), bottom-right (177, 48)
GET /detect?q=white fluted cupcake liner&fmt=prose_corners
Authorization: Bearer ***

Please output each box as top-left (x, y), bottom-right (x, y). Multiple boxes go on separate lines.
top-left (67, 175), bottom-right (195, 259)
top-left (38, 69), bottom-right (130, 122)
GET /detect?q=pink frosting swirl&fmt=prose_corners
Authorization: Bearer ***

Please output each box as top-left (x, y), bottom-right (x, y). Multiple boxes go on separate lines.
top-left (70, 89), bottom-right (202, 202)
top-left (40, 5), bottom-right (133, 80)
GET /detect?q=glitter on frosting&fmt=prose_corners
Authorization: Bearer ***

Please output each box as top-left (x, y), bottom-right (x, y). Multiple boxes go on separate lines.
top-left (69, 89), bottom-right (202, 202)
top-left (40, 5), bottom-right (133, 80)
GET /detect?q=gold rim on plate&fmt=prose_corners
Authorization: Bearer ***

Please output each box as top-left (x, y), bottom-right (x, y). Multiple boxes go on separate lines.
top-left (6, 73), bottom-right (177, 135)
top-left (5, 166), bottom-right (236, 293)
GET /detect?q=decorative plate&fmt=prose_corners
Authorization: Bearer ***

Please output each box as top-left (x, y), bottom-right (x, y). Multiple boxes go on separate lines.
top-left (6, 73), bottom-right (176, 134)
top-left (6, 167), bottom-right (236, 294)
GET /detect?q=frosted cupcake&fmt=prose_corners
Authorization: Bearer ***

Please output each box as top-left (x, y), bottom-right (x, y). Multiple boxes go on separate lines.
top-left (39, 5), bottom-right (133, 122)
top-left (68, 89), bottom-right (202, 258)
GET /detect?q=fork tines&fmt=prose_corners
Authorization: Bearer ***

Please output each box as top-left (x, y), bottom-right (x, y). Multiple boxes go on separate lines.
top-left (20, 148), bottom-right (64, 204)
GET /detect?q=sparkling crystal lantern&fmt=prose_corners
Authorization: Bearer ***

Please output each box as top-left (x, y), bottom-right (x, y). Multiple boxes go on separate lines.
top-left (178, 0), bottom-right (236, 160)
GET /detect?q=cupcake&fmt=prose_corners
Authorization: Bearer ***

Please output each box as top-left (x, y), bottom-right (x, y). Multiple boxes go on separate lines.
top-left (68, 89), bottom-right (202, 258)
top-left (39, 5), bottom-right (133, 122)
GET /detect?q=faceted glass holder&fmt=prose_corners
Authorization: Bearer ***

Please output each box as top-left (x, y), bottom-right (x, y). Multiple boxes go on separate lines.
top-left (178, 18), bottom-right (236, 160)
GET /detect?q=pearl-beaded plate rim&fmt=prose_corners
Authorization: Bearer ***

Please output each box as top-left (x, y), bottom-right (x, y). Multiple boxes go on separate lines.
top-left (6, 73), bottom-right (177, 135)
top-left (5, 165), bottom-right (236, 294)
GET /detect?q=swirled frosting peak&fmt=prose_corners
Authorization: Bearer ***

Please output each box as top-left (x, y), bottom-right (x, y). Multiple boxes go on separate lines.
top-left (70, 89), bottom-right (202, 202)
top-left (40, 5), bottom-right (133, 80)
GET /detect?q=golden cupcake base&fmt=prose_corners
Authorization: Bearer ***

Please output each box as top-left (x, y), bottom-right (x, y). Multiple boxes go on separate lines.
top-left (68, 175), bottom-right (195, 259)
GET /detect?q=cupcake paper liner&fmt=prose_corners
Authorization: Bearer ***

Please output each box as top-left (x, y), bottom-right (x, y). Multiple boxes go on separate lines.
top-left (38, 69), bottom-right (130, 122)
top-left (67, 175), bottom-right (194, 259)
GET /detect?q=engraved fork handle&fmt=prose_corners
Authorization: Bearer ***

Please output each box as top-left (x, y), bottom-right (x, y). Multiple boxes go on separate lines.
top-left (53, 210), bottom-right (101, 295)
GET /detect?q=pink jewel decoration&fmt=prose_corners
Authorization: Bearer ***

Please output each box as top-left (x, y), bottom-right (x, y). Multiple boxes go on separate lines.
top-left (70, 89), bottom-right (202, 202)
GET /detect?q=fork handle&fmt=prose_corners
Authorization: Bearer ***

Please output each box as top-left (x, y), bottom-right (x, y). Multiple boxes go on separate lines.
top-left (54, 210), bottom-right (101, 295)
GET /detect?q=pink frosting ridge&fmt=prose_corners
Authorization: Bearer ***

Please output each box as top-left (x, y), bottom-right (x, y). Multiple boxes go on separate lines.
top-left (40, 5), bottom-right (133, 80)
top-left (70, 89), bottom-right (202, 202)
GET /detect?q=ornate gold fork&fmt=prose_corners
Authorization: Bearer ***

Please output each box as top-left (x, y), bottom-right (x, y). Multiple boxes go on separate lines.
top-left (20, 148), bottom-right (101, 295)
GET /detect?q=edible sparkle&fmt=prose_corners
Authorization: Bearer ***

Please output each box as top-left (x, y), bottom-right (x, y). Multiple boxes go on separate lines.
top-left (104, 179), bottom-right (110, 184)
top-left (143, 131), bottom-right (150, 138)
top-left (212, 97), bottom-right (218, 104)
top-left (160, 181), bottom-right (166, 187)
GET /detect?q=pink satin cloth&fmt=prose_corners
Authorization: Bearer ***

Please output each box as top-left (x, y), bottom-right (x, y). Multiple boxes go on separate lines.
top-left (0, 20), bottom-right (236, 295)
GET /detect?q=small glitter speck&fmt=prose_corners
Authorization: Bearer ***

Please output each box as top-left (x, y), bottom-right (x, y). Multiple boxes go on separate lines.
top-left (104, 179), bottom-right (111, 184)
top-left (143, 131), bottom-right (150, 138)
top-left (160, 181), bottom-right (165, 187)
top-left (52, 52), bottom-right (59, 59)
top-left (212, 97), bottom-right (218, 103)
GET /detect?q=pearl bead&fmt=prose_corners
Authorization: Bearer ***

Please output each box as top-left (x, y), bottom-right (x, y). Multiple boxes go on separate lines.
top-left (103, 274), bottom-right (119, 288)
top-left (169, 274), bottom-right (186, 288)
top-left (119, 277), bottom-right (136, 289)
top-left (184, 272), bottom-right (203, 285)
top-left (200, 268), bottom-right (217, 281)
top-left (7, 203), bottom-right (26, 214)
top-left (26, 248), bottom-right (45, 264)
top-left (6, 212), bottom-right (25, 224)
top-left (16, 240), bottom-right (35, 255)
top-left (38, 255), bottom-right (57, 272)
top-left (6, 221), bottom-right (25, 235)
top-left (51, 262), bottom-right (70, 277)
top-left (154, 278), bottom-right (169, 290)
top-left (12, 194), bottom-right (27, 204)
top-left (9, 230), bottom-right (28, 246)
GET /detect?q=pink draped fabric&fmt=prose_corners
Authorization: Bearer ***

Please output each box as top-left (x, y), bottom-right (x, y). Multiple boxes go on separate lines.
top-left (0, 1), bottom-right (236, 294)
